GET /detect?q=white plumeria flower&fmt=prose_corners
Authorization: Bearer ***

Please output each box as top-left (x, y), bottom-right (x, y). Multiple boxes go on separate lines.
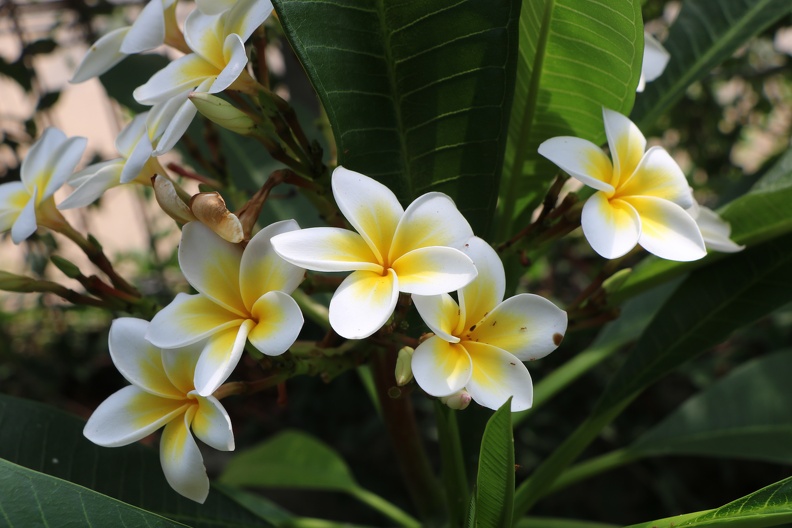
top-left (0, 128), bottom-right (86, 243)
top-left (196, 0), bottom-right (238, 15)
top-left (84, 317), bottom-right (234, 503)
top-left (687, 201), bottom-right (744, 253)
top-left (71, 0), bottom-right (178, 83)
top-left (411, 237), bottom-right (567, 412)
top-left (147, 220), bottom-right (304, 395)
top-left (271, 167), bottom-right (478, 340)
top-left (637, 32), bottom-right (670, 93)
top-left (539, 108), bottom-right (706, 261)
top-left (133, 0), bottom-right (272, 106)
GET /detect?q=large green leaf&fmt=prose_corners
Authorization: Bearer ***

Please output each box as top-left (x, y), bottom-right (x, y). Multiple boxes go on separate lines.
top-left (0, 459), bottom-right (187, 527)
top-left (475, 399), bottom-right (514, 528)
top-left (626, 475), bottom-right (792, 528)
top-left (272, 0), bottom-right (520, 234)
top-left (496, 0), bottom-right (643, 239)
top-left (632, 0), bottom-right (792, 129)
top-left (0, 394), bottom-right (268, 528)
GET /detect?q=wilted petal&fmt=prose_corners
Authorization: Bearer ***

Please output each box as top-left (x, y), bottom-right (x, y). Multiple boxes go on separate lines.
top-left (618, 147), bottom-right (693, 207)
top-left (134, 54), bottom-right (218, 105)
top-left (11, 191), bottom-right (38, 244)
top-left (160, 409), bottom-right (209, 503)
top-left (412, 293), bottom-right (461, 343)
top-left (389, 192), bottom-right (473, 262)
top-left (332, 166), bottom-right (403, 264)
top-left (329, 269), bottom-right (398, 339)
top-left (627, 196), bottom-right (706, 261)
top-left (602, 107), bottom-right (646, 187)
top-left (458, 237), bottom-right (504, 332)
top-left (464, 342), bottom-right (533, 412)
top-left (0, 182), bottom-right (28, 232)
top-left (581, 192), bottom-right (641, 259)
top-left (194, 320), bottom-right (254, 396)
top-left (411, 336), bottom-right (472, 397)
top-left (191, 394), bottom-right (234, 451)
top-left (70, 27), bottom-right (130, 83)
top-left (692, 204), bottom-right (744, 253)
top-left (161, 344), bottom-right (203, 395)
top-left (147, 292), bottom-right (245, 349)
top-left (471, 294), bottom-right (567, 361)
top-left (240, 220), bottom-right (304, 309)
top-left (538, 137), bottom-right (615, 193)
top-left (271, 227), bottom-right (382, 273)
top-left (248, 291), bottom-right (303, 356)
top-left (84, 385), bottom-right (189, 447)
top-left (121, 0), bottom-right (166, 54)
top-left (391, 246), bottom-right (476, 295)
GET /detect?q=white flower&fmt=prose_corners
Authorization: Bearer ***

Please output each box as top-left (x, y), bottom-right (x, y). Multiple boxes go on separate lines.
top-left (688, 201), bottom-right (744, 253)
top-left (411, 237), bottom-right (567, 412)
top-left (146, 221), bottom-right (304, 396)
top-left (271, 166), bottom-right (478, 340)
top-left (0, 128), bottom-right (86, 243)
top-left (638, 32), bottom-right (670, 93)
top-left (539, 108), bottom-right (706, 261)
top-left (83, 317), bottom-right (234, 503)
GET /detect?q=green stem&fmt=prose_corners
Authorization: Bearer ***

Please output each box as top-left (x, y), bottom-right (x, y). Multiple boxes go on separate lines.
top-left (434, 401), bottom-right (470, 527)
top-left (349, 486), bottom-right (421, 528)
top-left (292, 289), bottom-right (330, 330)
top-left (547, 448), bottom-right (640, 496)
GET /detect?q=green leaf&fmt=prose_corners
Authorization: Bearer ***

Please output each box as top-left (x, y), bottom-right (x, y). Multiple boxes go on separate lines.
top-left (516, 517), bottom-right (618, 528)
top-left (0, 459), bottom-right (187, 527)
top-left (0, 394), bottom-right (270, 528)
top-left (475, 399), bottom-right (515, 528)
top-left (497, 0), bottom-right (643, 239)
top-left (272, 0), bottom-right (520, 235)
top-left (632, 0), bottom-right (792, 129)
top-left (626, 475), bottom-right (792, 528)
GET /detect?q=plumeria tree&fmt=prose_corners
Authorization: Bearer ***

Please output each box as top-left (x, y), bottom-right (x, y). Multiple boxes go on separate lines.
top-left (1, 0), bottom-right (792, 526)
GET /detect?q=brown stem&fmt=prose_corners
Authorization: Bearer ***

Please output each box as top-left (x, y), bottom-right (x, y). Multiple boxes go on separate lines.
top-left (497, 174), bottom-right (570, 253)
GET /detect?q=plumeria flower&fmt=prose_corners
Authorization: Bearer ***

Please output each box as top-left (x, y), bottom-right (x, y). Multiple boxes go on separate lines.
top-left (688, 201), bottom-right (744, 253)
top-left (637, 32), bottom-right (670, 93)
top-left (71, 0), bottom-right (181, 83)
top-left (539, 108), bottom-right (706, 261)
top-left (0, 128), bottom-right (86, 243)
top-left (147, 220), bottom-right (304, 395)
top-left (84, 317), bottom-right (234, 503)
top-left (271, 166), bottom-right (478, 340)
top-left (411, 237), bottom-right (567, 412)
top-left (196, 0), bottom-right (239, 15)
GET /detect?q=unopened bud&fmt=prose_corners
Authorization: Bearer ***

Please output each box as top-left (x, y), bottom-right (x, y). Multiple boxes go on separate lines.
top-left (395, 346), bottom-right (414, 386)
top-left (190, 192), bottom-right (244, 243)
top-left (440, 390), bottom-right (472, 411)
top-left (602, 268), bottom-right (632, 295)
top-left (0, 271), bottom-right (40, 293)
top-left (50, 256), bottom-right (82, 279)
top-left (190, 92), bottom-right (257, 135)
top-left (152, 175), bottom-right (196, 224)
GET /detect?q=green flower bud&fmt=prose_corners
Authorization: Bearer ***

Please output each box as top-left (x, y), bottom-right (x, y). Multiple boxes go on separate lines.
top-left (189, 92), bottom-right (257, 135)
top-left (50, 255), bottom-right (82, 279)
top-left (395, 346), bottom-right (414, 386)
top-left (440, 390), bottom-right (471, 411)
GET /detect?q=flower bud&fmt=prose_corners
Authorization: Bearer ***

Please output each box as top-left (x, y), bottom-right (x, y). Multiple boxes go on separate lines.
top-left (0, 271), bottom-right (41, 293)
top-left (189, 92), bottom-right (257, 135)
top-left (190, 192), bottom-right (244, 243)
top-left (440, 389), bottom-right (472, 411)
top-left (152, 175), bottom-right (196, 224)
top-left (394, 346), bottom-right (414, 386)
top-left (50, 255), bottom-right (82, 279)
top-left (602, 268), bottom-right (632, 295)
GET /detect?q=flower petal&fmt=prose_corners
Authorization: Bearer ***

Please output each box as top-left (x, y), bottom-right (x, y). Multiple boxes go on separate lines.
top-left (208, 34), bottom-right (248, 94)
top-left (470, 294), bottom-right (567, 361)
top-left (224, 0), bottom-right (273, 42)
top-left (184, 9), bottom-right (225, 67)
top-left (84, 385), bottom-right (189, 447)
top-left (11, 190), bottom-right (38, 244)
top-left (120, 0), bottom-right (166, 54)
top-left (115, 114), bottom-right (148, 158)
top-left (120, 128), bottom-right (153, 184)
top-left (641, 33), bottom-right (670, 85)
top-left (58, 162), bottom-right (124, 210)
top-left (21, 128), bottom-right (67, 190)
top-left (602, 107), bottom-right (646, 187)
top-left (411, 335), bottom-right (472, 397)
top-left (194, 320), bottom-right (254, 396)
top-left (179, 222), bottom-right (247, 315)
top-left (133, 53), bottom-right (218, 105)
top-left (43, 136), bottom-right (88, 199)
top-left (411, 293), bottom-right (461, 343)
top-left (581, 192), bottom-right (641, 259)
top-left (626, 196), bottom-right (707, 261)
top-left (160, 409), bottom-right (209, 503)
top-left (70, 27), bottom-right (129, 83)
top-left (248, 291), bottom-right (303, 356)
top-left (329, 269), bottom-right (398, 339)
top-left (464, 342), bottom-right (533, 412)
top-left (109, 317), bottom-right (182, 398)
top-left (391, 246), bottom-right (476, 295)
top-left (458, 237), bottom-right (504, 332)
top-left (331, 167), bottom-right (403, 264)
top-left (618, 147), bottom-right (693, 207)
top-left (389, 192), bottom-right (473, 261)
top-left (151, 91), bottom-right (203, 156)
top-left (692, 204), bottom-right (744, 253)
top-left (271, 227), bottom-right (382, 273)
top-left (147, 292), bottom-right (246, 349)
top-left (161, 343), bottom-right (203, 395)
top-left (0, 181), bottom-right (28, 232)
top-left (538, 136), bottom-right (615, 193)
top-left (196, 0), bottom-right (237, 14)
top-left (191, 394), bottom-right (234, 451)
top-left (240, 220), bottom-right (304, 309)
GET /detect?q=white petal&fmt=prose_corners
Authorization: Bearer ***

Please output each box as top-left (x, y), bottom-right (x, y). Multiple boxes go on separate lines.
top-left (160, 410), bottom-right (209, 503)
top-left (464, 342), bottom-right (533, 412)
top-left (224, 0), bottom-right (273, 42)
top-left (642, 33), bottom-right (670, 84)
top-left (146, 292), bottom-right (245, 349)
top-left (412, 293), bottom-right (461, 343)
top-left (115, 114), bottom-right (149, 158)
top-left (120, 130), bottom-right (153, 184)
top-left (196, 0), bottom-right (237, 15)
top-left (627, 196), bottom-right (707, 261)
top-left (693, 205), bottom-right (744, 253)
top-left (332, 166), bottom-right (403, 264)
top-left (471, 294), bottom-right (567, 361)
top-left (184, 9), bottom-right (225, 66)
top-left (84, 385), bottom-right (189, 447)
top-left (411, 335), bottom-right (472, 397)
top-left (538, 136), bottom-right (615, 192)
top-left (70, 27), bottom-right (130, 83)
top-left (194, 320), bottom-right (254, 396)
top-left (240, 220), bottom-right (304, 309)
top-left (391, 246), bottom-right (477, 295)
top-left (458, 237), bottom-right (504, 331)
top-left (207, 34), bottom-right (248, 94)
top-left (134, 54), bottom-right (218, 105)
top-left (0, 181), bottom-right (28, 232)
top-left (42, 136), bottom-right (88, 199)
top-left (151, 93), bottom-right (202, 156)
top-left (619, 147), bottom-right (693, 208)
top-left (121, 0), bottom-right (166, 54)
top-left (271, 227), bottom-right (382, 273)
top-left (58, 162), bottom-right (123, 210)
top-left (329, 269), bottom-right (398, 339)
top-left (191, 394), bottom-right (235, 451)
top-left (581, 192), bottom-right (641, 259)
top-left (11, 190), bottom-right (38, 244)
top-left (161, 344), bottom-right (203, 395)
top-left (248, 291), bottom-right (303, 356)
top-left (602, 107), bottom-right (646, 187)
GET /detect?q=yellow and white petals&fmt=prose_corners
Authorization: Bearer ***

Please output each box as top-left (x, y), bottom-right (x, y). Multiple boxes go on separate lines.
top-left (688, 202), bottom-right (744, 253)
top-left (0, 183), bottom-right (27, 233)
top-left (160, 410), bottom-right (209, 503)
top-left (240, 220), bottom-right (305, 306)
top-left (148, 293), bottom-right (245, 349)
top-left (464, 342), bottom-right (533, 412)
top-left (638, 32), bottom-right (670, 93)
top-left (10, 187), bottom-right (40, 244)
top-left (458, 237), bottom-right (505, 329)
top-left (389, 193), bottom-right (475, 260)
top-left (196, 0), bottom-right (239, 15)
top-left (193, 320), bottom-right (254, 397)
top-left (411, 293), bottom-right (461, 343)
top-left (248, 291), bottom-right (304, 356)
top-left (329, 269), bottom-right (399, 340)
top-left (270, 227), bottom-right (382, 273)
top-left (412, 336), bottom-right (472, 396)
top-left (539, 108), bottom-right (705, 262)
top-left (391, 246), bottom-right (477, 295)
